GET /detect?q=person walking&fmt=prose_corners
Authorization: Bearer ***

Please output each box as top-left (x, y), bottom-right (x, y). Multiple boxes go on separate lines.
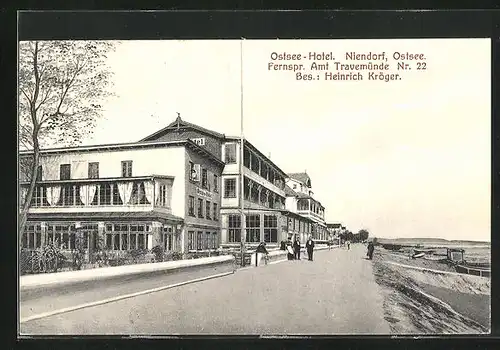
top-left (306, 236), bottom-right (315, 261)
top-left (255, 242), bottom-right (269, 265)
top-left (347, 240), bottom-right (351, 250)
top-left (367, 241), bottom-right (375, 260)
top-left (293, 238), bottom-right (301, 260)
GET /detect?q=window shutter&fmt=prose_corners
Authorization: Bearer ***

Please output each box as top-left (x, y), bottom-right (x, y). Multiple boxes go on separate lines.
top-left (192, 164), bottom-right (201, 182)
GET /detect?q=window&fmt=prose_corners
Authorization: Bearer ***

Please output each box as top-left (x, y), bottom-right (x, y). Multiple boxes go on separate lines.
top-left (60, 164), bottom-right (71, 180)
top-left (213, 203), bottom-right (218, 221)
top-left (121, 161), bottom-right (132, 177)
top-left (99, 183), bottom-right (113, 205)
top-left (189, 161), bottom-right (195, 180)
top-left (251, 154), bottom-right (260, 173)
top-left (260, 162), bottom-right (268, 180)
top-left (212, 232), bottom-right (218, 249)
top-left (205, 201), bottom-right (211, 219)
top-left (30, 186), bottom-right (46, 207)
top-left (103, 223), bottom-right (151, 251)
top-left (158, 185), bottom-right (167, 206)
top-left (188, 231), bottom-right (195, 250)
top-left (246, 214), bottom-right (260, 243)
top-left (204, 231), bottom-right (210, 250)
top-left (244, 177), bottom-right (250, 200)
top-left (260, 189), bottom-right (268, 206)
top-left (224, 178), bottom-right (236, 198)
top-left (251, 184), bottom-right (259, 203)
top-left (61, 184), bottom-right (75, 206)
top-left (202, 169), bottom-right (208, 189)
top-left (190, 162), bottom-right (201, 182)
top-left (197, 231), bottom-right (203, 250)
top-left (121, 233), bottom-right (129, 250)
top-left (130, 229), bottom-right (139, 249)
top-left (106, 232), bottom-right (112, 249)
top-left (88, 162), bottom-right (99, 179)
top-left (264, 215), bottom-right (278, 243)
top-left (224, 143), bottom-right (237, 163)
top-left (197, 198), bottom-right (203, 218)
top-left (163, 226), bottom-right (173, 251)
top-left (129, 182), bottom-right (150, 205)
top-left (213, 175), bottom-right (218, 192)
top-left (138, 233), bottom-right (145, 249)
top-left (228, 215), bottom-right (241, 243)
top-left (23, 224), bottom-right (42, 249)
top-left (188, 196), bottom-right (195, 216)
top-left (243, 146), bottom-right (251, 168)
top-left (36, 165), bottom-right (42, 181)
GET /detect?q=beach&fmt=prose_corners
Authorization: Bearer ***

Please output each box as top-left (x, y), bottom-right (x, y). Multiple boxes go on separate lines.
top-left (371, 246), bottom-right (490, 334)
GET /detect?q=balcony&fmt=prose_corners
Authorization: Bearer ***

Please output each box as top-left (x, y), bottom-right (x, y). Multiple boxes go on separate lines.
top-left (20, 175), bottom-right (174, 214)
top-left (297, 198), bottom-right (325, 222)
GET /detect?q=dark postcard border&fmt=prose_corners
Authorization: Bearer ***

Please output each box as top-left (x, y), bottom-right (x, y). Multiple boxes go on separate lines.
top-left (17, 10), bottom-right (500, 40)
top-left (7, 9), bottom-right (500, 348)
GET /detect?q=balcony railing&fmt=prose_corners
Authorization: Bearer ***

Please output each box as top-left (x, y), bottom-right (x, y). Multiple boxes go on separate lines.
top-left (20, 176), bottom-right (173, 210)
top-left (296, 209), bottom-right (325, 220)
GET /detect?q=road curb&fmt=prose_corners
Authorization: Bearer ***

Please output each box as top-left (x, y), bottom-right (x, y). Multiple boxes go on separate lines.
top-left (20, 255), bottom-right (235, 290)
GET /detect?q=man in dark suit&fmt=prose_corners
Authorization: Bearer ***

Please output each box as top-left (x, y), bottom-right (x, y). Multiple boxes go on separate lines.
top-left (306, 236), bottom-right (315, 261)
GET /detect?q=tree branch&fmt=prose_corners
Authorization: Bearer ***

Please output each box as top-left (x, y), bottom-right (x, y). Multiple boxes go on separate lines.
top-left (35, 87), bottom-right (53, 113)
top-left (20, 88), bottom-right (33, 105)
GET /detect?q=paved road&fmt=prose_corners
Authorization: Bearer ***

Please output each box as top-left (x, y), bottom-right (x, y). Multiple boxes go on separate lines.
top-left (20, 244), bottom-right (390, 335)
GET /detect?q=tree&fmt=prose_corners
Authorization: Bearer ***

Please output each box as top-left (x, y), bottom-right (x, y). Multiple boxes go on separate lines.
top-left (18, 40), bottom-right (116, 242)
top-left (358, 229), bottom-right (370, 242)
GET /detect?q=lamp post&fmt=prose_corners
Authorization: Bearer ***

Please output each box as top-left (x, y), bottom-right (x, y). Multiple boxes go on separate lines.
top-left (239, 38), bottom-right (246, 267)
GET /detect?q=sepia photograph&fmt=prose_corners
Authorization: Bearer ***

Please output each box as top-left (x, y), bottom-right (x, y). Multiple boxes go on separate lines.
top-left (18, 36), bottom-right (491, 336)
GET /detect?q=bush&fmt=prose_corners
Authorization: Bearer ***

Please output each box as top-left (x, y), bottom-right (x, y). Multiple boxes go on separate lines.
top-left (186, 251), bottom-right (212, 259)
top-left (20, 240), bottom-right (66, 275)
top-left (126, 249), bottom-right (149, 264)
top-left (71, 233), bottom-right (87, 271)
top-left (151, 245), bottom-right (164, 262)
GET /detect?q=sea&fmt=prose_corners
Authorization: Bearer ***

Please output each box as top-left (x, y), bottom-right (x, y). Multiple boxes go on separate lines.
top-left (379, 240), bottom-right (491, 265)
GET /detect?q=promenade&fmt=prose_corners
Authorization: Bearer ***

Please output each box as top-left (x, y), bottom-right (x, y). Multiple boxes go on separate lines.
top-left (20, 245), bottom-right (390, 335)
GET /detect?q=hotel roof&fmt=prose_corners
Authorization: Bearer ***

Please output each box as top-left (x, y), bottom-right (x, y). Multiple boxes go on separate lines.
top-left (18, 139), bottom-right (225, 167)
top-left (287, 172), bottom-right (311, 185)
top-left (139, 116), bottom-right (226, 141)
top-left (284, 184), bottom-right (298, 197)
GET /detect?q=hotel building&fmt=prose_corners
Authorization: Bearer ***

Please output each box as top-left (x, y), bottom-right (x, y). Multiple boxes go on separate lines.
top-left (19, 125), bottom-right (224, 258)
top-left (19, 116), bottom-right (331, 260)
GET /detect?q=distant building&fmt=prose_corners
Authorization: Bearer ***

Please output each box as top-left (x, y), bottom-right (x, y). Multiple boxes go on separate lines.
top-left (285, 172), bottom-right (328, 242)
top-left (326, 223), bottom-right (342, 236)
top-left (219, 136), bottom-right (289, 250)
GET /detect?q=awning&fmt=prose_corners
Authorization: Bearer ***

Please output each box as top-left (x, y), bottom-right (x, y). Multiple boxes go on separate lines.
top-left (26, 210), bottom-right (184, 225)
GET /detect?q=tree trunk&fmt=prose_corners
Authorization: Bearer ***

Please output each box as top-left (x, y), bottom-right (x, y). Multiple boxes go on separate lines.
top-left (20, 41), bottom-right (41, 249)
top-left (19, 133), bottom-right (40, 248)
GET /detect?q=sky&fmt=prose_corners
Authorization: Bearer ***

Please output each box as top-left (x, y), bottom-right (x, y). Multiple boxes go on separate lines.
top-left (80, 39), bottom-right (490, 242)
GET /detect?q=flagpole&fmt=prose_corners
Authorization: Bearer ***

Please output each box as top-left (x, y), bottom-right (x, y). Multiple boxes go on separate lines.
top-left (239, 38), bottom-right (246, 266)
